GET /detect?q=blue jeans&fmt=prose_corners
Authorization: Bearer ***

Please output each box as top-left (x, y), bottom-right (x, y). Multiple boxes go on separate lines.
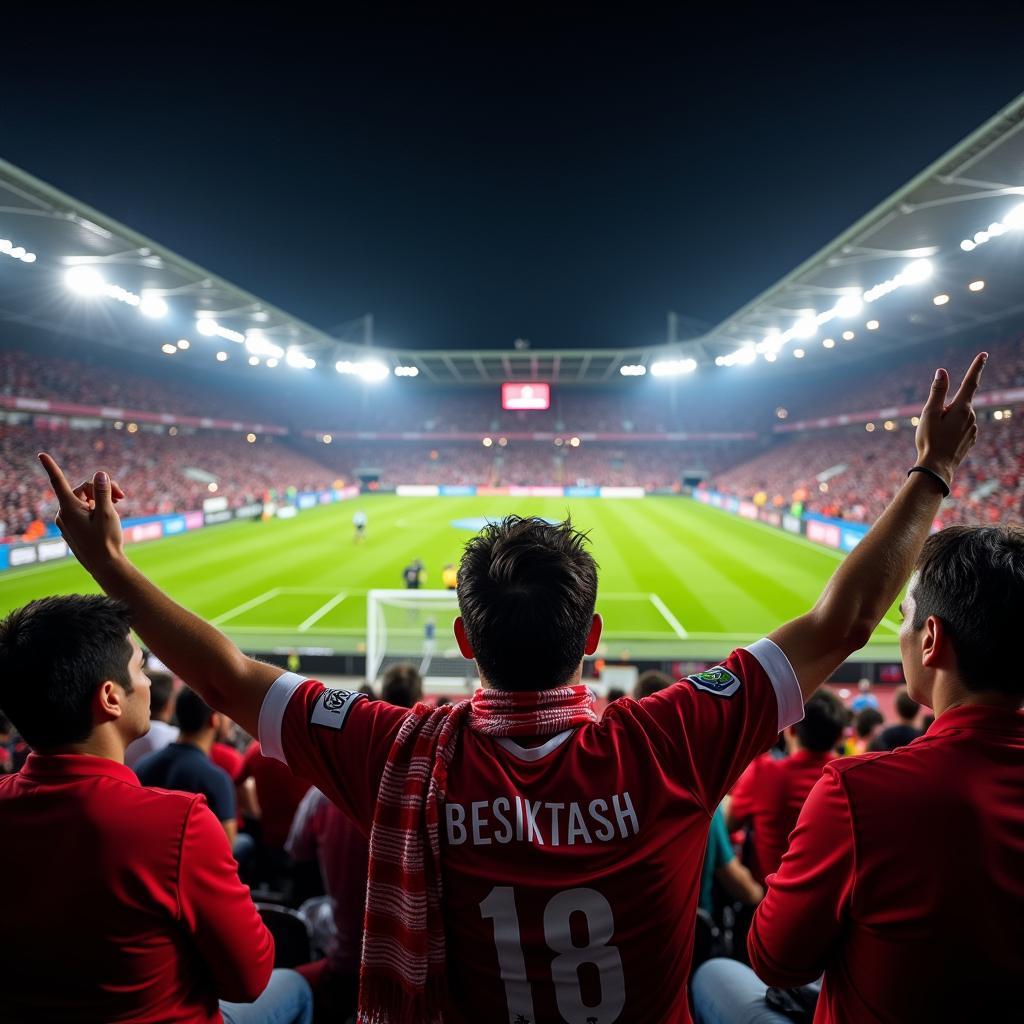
top-left (691, 958), bottom-right (792, 1024)
top-left (220, 968), bottom-right (314, 1024)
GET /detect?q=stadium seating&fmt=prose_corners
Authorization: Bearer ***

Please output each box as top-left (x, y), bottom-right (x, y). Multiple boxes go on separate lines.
top-left (710, 416), bottom-right (1022, 527)
top-left (1, 327), bottom-right (1022, 538)
top-left (0, 423), bottom-right (337, 540)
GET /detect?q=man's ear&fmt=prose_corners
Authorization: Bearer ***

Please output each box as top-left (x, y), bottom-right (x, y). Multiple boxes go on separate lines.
top-left (921, 615), bottom-right (953, 671)
top-left (454, 617), bottom-right (475, 660)
top-left (95, 680), bottom-right (125, 724)
top-left (584, 614), bottom-right (603, 656)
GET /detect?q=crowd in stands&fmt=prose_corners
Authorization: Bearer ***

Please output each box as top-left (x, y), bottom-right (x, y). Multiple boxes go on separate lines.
top-left (3, 327), bottom-right (1024, 538)
top-left (710, 414), bottom-right (1023, 527)
top-left (310, 441), bottom-right (748, 489)
top-left (0, 423), bottom-right (337, 540)
top-left (0, 346), bottom-right (259, 421)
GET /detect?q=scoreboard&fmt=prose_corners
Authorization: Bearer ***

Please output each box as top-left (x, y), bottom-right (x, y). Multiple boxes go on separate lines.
top-left (501, 382), bottom-right (550, 411)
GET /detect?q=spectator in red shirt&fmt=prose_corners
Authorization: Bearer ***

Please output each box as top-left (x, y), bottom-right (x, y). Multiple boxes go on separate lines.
top-left (696, 523), bottom-right (1024, 1023)
top-left (728, 688), bottom-right (845, 883)
top-left (0, 594), bottom-right (313, 1024)
top-left (237, 739), bottom-right (311, 849)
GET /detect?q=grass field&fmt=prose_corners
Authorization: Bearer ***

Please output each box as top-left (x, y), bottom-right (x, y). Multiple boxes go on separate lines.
top-left (0, 496), bottom-right (900, 664)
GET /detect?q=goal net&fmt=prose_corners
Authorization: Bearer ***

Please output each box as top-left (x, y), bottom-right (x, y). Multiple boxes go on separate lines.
top-left (365, 589), bottom-right (476, 691)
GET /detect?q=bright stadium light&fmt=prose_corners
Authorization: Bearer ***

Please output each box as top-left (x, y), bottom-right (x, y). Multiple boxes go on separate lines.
top-left (792, 347), bottom-right (806, 359)
top-left (822, 337), bottom-right (836, 349)
top-left (336, 359), bottom-right (389, 382)
top-left (196, 317), bottom-right (245, 343)
top-left (619, 364), bottom-right (646, 376)
top-left (286, 346), bottom-right (316, 369)
top-left (245, 331), bottom-right (285, 359)
top-left (266, 357), bottom-right (279, 368)
top-left (866, 320), bottom-right (879, 330)
top-left (842, 330), bottom-right (855, 341)
top-left (958, 202), bottom-right (1024, 251)
top-left (834, 294), bottom-right (863, 318)
top-left (248, 355), bottom-right (260, 366)
top-left (969, 280), bottom-right (985, 292)
top-left (793, 316), bottom-right (817, 339)
top-left (395, 365), bottom-right (420, 377)
top-left (933, 293), bottom-right (950, 306)
top-left (215, 350), bottom-right (229, 362)
top-left (160, 343), bottom-right (176, 355)
top-left (176, 338), bottom-right (190, 349)
top-left (65, 266), bottom-right (105, 295)
top-left (139, 292), bottom-right (168, 319)
top-left (0, 238), bottom-right (37, 263)
top-left (1005, 203), bottom-right (1024, 229)
top-left (764, 351), bottom-right (777, 362)
top-left (651, 357), bottom-right (698, 376)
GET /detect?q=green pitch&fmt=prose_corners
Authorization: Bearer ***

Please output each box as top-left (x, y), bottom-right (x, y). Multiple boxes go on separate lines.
top-left (0, 496), bottom-right (900, 663)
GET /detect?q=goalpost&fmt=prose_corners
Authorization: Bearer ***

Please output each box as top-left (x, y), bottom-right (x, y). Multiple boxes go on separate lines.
top-left (365, 589), bottom-right (476, 691)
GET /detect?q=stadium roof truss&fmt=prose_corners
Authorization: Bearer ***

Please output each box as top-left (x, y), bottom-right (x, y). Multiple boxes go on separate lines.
top-left (0, 89), bottom-right (1022, 386)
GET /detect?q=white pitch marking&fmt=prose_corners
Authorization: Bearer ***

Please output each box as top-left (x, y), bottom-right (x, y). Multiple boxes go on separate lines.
top-left (297, 592), bottom-right (348, 632)
top-left (648, 593), bottom-right (689, 639)
top-left (211, 588), bottom-right (282, 625)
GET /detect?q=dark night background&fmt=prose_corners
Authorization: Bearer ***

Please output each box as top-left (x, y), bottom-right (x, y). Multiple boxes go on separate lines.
top-left (2, 7), bottom-right (1023, 350)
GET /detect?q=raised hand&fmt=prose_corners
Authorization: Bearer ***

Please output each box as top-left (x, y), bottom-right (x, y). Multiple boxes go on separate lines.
top-left (915, 352), bottom-right (986, 487)
top-left (38, 452), bottom-right (126, 575)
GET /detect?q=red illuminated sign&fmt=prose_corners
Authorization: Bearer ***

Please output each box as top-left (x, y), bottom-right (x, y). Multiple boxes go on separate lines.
top-left (501, 382), bottom-right (550, 411)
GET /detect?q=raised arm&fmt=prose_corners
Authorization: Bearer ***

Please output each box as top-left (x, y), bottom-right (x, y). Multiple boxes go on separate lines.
top-left (770, 352), bottom-right (986, 700)
top-left (38, 453), bottom-right (279, 737)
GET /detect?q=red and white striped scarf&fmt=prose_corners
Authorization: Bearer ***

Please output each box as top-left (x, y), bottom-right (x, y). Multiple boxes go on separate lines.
top-left (357, 684), bottom-right (598, 1024)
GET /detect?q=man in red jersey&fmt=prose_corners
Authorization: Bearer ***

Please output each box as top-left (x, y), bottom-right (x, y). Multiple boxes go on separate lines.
top-left (0, 594), bottom-right (312, 1024)
top-left (727, 688), bottom-right (846, 883)
top-left (38, 353), bottom-right (986, 1024)
top-left (739, 522), bottom-right (1024, 1023)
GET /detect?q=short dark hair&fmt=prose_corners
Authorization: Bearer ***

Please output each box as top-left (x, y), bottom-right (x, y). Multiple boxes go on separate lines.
top-left (634, 670), bottom-right (673, 699)
top-left (854, 707), bottom-right (884, 739)
top-left (894, 687), bottom-right (918, 721)
top-left (146, 670), bottom-right (175, 718)
top-left (174, 687), bottom-right (215, 734)
top-left (381, 663), bottom-right (423, 708)
top-left (912, 525), bottom-right (1024, 696)
top-left (605, 687), bottom-right (626, 703)
top-left (0, 595), bottom-right (134, 750)
top-left (457, 516), bottom-right (598, 691)
top-left (794, 688), bottom-right (847, 751)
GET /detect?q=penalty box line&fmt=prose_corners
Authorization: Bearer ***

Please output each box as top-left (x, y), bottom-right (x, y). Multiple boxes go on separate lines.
top-left (647, 593), bottom-right (688, 639)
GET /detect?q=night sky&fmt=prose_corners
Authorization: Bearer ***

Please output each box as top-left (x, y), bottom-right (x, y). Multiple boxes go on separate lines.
top-left (3, 8), bottom-right (1023, 350)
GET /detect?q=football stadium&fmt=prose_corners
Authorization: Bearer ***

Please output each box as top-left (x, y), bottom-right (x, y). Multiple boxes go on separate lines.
top-left (1, 19), bottom-right (1022, 1024)
top-left (4, 96), bottom-right (1024, 681)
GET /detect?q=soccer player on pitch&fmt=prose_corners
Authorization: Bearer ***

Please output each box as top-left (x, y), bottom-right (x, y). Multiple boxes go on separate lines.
top-left (39, 353), bottom-right (985, 1024)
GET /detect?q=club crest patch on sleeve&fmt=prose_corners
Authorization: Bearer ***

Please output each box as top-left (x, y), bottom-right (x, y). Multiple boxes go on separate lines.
top-left (686, 666), bottom-right (742, 698)
top-left (310, 688), bottom-right (365, 731)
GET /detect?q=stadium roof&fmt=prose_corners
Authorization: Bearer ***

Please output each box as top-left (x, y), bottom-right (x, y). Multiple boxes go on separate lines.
top-left (1, 89), bottom-right (1023, 386)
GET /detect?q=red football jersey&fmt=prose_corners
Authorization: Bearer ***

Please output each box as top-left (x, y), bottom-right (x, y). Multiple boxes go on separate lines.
top-left (260, 638), bottom-right (802, 1023)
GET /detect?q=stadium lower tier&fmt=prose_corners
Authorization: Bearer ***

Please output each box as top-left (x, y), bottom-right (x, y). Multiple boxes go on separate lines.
top-left (2, 407), bottom-right (1021, 541)
top-left (710, 414), bottom-right (1023, 528)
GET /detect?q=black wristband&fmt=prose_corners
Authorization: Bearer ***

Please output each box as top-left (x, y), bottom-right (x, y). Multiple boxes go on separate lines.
top-left (907, 465), bottom-right (950, 498)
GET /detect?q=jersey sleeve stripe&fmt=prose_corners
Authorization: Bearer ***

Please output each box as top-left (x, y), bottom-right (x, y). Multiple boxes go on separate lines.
top-left (745, 637), bottom-right (804, 732)
top-left (258, 672), bottom-right (307, 765)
